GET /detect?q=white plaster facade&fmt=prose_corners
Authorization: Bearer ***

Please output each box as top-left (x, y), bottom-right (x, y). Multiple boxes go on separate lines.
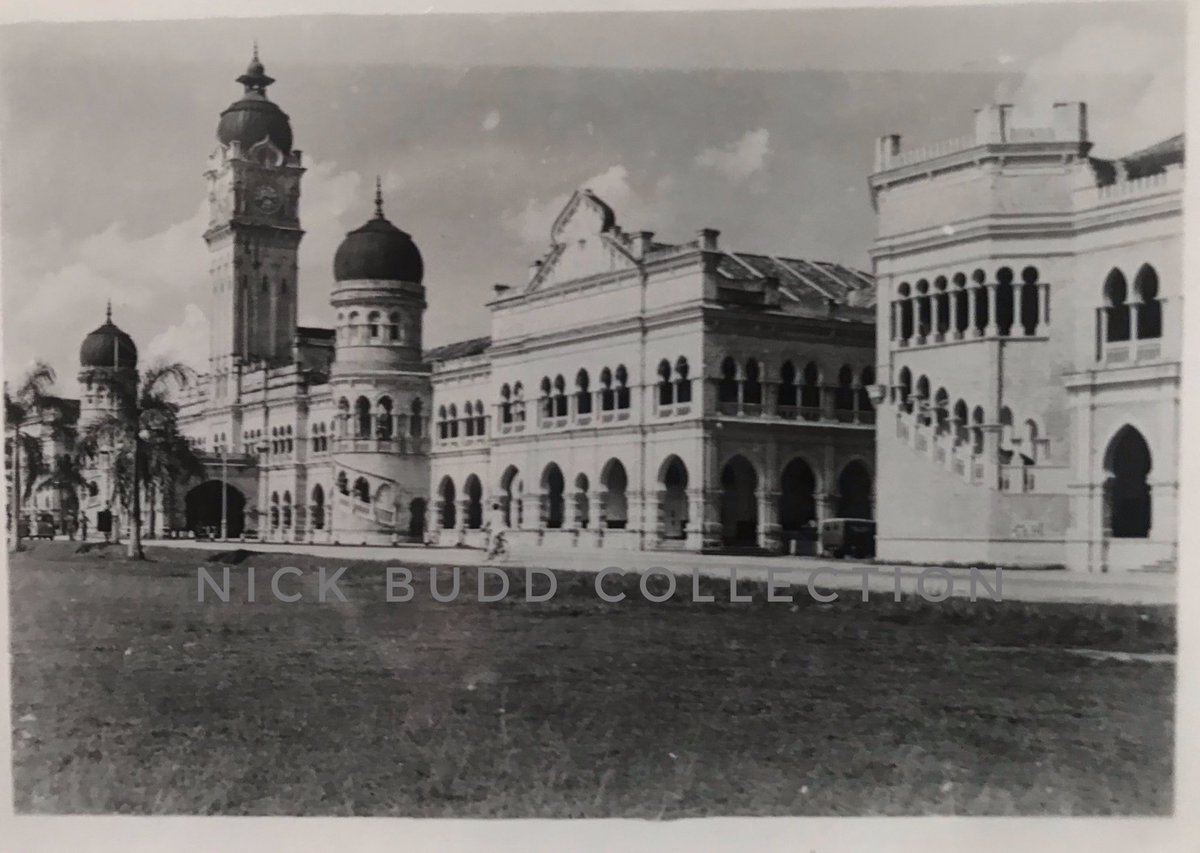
top-left (869, 102), bottom-right (1182, 571)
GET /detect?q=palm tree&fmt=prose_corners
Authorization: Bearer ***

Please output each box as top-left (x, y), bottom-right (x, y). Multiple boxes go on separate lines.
top-left (36, 451), bottom-right (88, 539)
top-left (5, 361), bottom-right (57, 552)
top-left (78, 360), bottom-right (195, 559)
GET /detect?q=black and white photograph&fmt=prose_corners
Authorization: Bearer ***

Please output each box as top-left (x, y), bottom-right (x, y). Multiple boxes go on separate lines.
top-left (0, 0), bottom-right (1193, 849)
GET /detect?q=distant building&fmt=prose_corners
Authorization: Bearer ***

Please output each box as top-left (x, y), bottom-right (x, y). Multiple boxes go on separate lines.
top-left (427, 189), bottom-right (876, 552)
top-left (869, 103), bottom-right (1182, 571)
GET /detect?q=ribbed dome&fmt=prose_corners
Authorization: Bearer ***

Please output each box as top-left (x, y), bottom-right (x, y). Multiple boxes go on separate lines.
top-left (333, 181), bottom-right (424, 283)
top-left (80, 306), bottom-right (137, 370)
top-left (216, 47), bottom-right (293, 155)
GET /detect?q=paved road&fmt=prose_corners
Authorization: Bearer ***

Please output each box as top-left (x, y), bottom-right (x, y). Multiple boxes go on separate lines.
top-left (143, 538), bottom-right (1176, 605)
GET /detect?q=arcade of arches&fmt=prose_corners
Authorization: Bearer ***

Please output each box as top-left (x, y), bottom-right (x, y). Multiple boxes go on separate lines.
top-left (433, 454), bottom-right (873, 549)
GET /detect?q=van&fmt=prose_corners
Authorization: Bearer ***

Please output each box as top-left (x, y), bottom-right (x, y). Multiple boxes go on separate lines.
top-left (820, 518), bottom-right (876, 558)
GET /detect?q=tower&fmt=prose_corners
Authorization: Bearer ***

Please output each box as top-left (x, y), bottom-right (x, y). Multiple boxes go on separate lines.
top-left (327, 180), bottom-right (431, 542)
top-left (203, 46), bottom-right (305, 391)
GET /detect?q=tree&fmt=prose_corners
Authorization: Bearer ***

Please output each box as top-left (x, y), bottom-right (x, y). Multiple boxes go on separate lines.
top-left (142, 427), bottom-right (204, 539)
top-left (5, 361), bottom-right (57, 552)
top-left (78, 360), bottom-right (197, 559)
top-left (36, 451), bottom-right (88, 539)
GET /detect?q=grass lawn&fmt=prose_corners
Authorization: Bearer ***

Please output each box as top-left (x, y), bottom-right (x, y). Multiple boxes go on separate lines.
top-left (8, 542), bottom-right (1175, 816)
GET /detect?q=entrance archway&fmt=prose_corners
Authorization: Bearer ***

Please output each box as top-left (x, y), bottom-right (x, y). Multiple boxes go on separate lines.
top-left (658, 455), bottom-right (689, 540)
top-left (464, 474), bottom-right (483, 529)
top-left (778, 457), bottom-right (816, 537)
top-left (184, 480), bottom-right (246, 538)
top-left (541, 463), bottom-right (565, 529)
top-left (836, 460), bottom-right (873, 519)
top-left (600, 459), bottom-right (628, 529)
top-left (438, 476), bottom-right (456, 529)
top-left (720, 455), bottom-right (758, 545)
top-left (499, 466), bottom-right (521, 527)
top-left (1105, 426), bottom-right (1152, 538)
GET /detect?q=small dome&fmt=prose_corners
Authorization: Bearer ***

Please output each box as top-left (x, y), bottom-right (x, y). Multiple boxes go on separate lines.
top-left (333, 180), bottom-right (424, 284)
top-left (80, 305), bottom-right (137, 370)
top-left (216, 47), bottom-right (293, 155)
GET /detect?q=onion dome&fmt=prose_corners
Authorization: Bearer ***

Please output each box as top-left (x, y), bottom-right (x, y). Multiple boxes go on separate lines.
top-left (333, 178), bottom-right (424, 284)
top-left (80, 302), bottom-right (137, 370)
top-left (216, 44), bottom-right (293, 155)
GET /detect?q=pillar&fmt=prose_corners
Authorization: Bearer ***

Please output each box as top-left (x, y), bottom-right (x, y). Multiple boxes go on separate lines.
top-left (1039, 283), bottom-right (1050, 332)
top-left (984, 283), bottom-right (998, 336)
top-left (757, 489), bottom-right (782, 552)
top-left (969, 286), bottom-right (982, 337)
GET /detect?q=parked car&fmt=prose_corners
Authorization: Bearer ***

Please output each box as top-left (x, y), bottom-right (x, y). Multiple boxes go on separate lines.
top-left (33, 513), bottom-right (56, 540)
top-left (820, 518), bottom-right (876, 558)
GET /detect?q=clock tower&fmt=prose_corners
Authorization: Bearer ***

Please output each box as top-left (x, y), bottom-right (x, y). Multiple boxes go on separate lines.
top-left (203, 46), bottom-right (305, 387)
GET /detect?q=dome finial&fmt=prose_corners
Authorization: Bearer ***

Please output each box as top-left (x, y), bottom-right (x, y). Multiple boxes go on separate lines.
top-left (105, 300), bottom-right (112, 324)
top-left (237, 42), bottom-right (274, 94)
top-left (374, 176), bottom-right (385, 219)
top-left (252, 39), bottom-right (259, 63)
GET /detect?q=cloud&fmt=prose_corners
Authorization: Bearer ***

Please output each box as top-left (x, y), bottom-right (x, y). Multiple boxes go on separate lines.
top-left (503, 165), bottom-right (657, 247)
top-left (144, 303), bottom-right (209, 371)
top-left (997, 24), bottom-right (1183, 157)
top-left (3, 156), bottom-right (370, 392)
top-left (694, 128), bottom-right (770, 180)
top-left (482, 109), bottom-right (501, 131)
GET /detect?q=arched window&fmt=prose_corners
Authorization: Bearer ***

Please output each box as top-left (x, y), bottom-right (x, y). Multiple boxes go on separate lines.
top-left (915, 375), bottom-right (931, 425)
top-left (743, 359), bottom-right (762, 407)
top-left (599, 370), bottom-right (614, 411)
top-left (576, 370), bottom-right (592, 415)
top-left (897, 282), bottom-right (913, 341)
top-left (953, 399), bottom-right (968, 445)
top-left (718, 357), bottom-right (739, 405)
top-left (512, 383), bottom-right (525, 423)
top-left (270, 492), bottom-right (280, 530)
top-left (540, 377), bottom-right (553, 419)
top-left (995, 267), bottom-right (1015, 336)
top-left (1020, 266), bottom-right (1040, 335)
top-left (500, 383), bottom-right (513, 424)
top-left (353, 477), bottom-right (370, 503)
top-left (554, 375), bottom-right (568, 417)
top-left (615, 365), bottom-right (630, 409)
top-left (916, 279), bottom-right (931, 338)
top-left (410, 398), bottom-right (424, 437)
top-left (282, 491), bottom-right (292, 529)
top-left (835, 365), bottom-right (855, 421)
top-left (448, 404), bottom-right (459, 438)
top-left (971, 406), bottom-right (986, 455)
top-left (801, 362), bottom-right (821, 419)
top-left (367, 311), bottom-right (381, 339)
top-left (933, 387), bottom-right (950, 434)
top-left (1104, 268), bottom-right (1130, 343)
top-left (474, 399), bottom-right (485, 435)
top-left (438, 405), bottom-right (449, 439)
top-left (389, 311), bottom-right (401, 341)
top-left (336, 471), bottom-right (349, 496)
top-left (972, 269), bottom-right (989, 333)
top-left (897, 367), bottom-right (912, 414)
top-left (675, 357), bottom-right (692, 404)
top-left (355, 396), bottom-right (371, 437)
top-left (377, 396), bottom-right (394, 439)
top-left (657, 359), bottom-right (673, 406)
top-left (778, 360), bottom-right (797, 408)
top-left (311, 484), bottom-right (325, 530)
top-left (934, 276), bottom-right (950, 337)
top-left (953, 273), bottom-right (969, 336)
top-left (1134, 264), bottom-right (1162, 340)
top-left (348, 311), bottom-right (360, 343)
top-left (463, 402), bottom-right (475, 437)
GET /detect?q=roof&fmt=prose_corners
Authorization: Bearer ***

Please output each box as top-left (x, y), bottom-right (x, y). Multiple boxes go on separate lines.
top-left (1090, 133), bottom-right (1184, 186)
top-left (709, 251), bottom-right (875, 311)
top-left (424, 336), bottom-right (491, 363)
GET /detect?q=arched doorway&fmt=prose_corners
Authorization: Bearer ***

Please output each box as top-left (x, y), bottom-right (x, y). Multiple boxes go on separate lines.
top-left (778, 457), bottom-right (816, 540)
top-left (1105, 427), bottom-right (1152, 538)
top-left (600, 459), bottom-right (628, 529)
top-left (438, 476), bottom-right (456, 529)
top-left (574, 473), bottom-right (590, 529)
top-left (311, 484), bottom-right (325, 530)
top-left (836, 460), bottom-right (873, 519)
top-left (499, 466), bottom-right (521, 527)
top-left (184, 480), bottom-right (246, 538)
top-left (409, 498), bottom-right (427, 539)
top-left (464, 475), bottom-right (483, 529)
top-left (720, 455), bottom-right (758, 545)
top-left (541, 463), bottom-right (565, 529)
top-left (659, 455), bottom-right (689, 540)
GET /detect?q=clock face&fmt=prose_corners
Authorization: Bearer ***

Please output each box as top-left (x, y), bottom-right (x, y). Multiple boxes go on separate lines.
top-left (253, 184), bottom-right (281, 214)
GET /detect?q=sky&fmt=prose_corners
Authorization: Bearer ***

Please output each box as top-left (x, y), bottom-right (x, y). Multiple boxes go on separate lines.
top-left (0, 3), bottom-right (1185, 393)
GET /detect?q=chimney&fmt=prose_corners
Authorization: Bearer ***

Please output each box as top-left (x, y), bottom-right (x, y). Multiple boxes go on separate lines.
top-left (974, 104), bottom-right (1013, 144)
top-left (1052, 101), bottom-right (1088, 144)
top-left (874, 134), bottom-right (901, 171)
top-left (697, 228), bottom-right (720, 252)
top-left (634, 230), bottom-right (655, 259)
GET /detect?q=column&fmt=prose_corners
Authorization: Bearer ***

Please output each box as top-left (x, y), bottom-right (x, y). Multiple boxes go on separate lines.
top-left (757, 489), bottom-right (782, 553)
top-left (984, 283), bottom-right (998, 336)
top-left (820, 385), bottom-right (835, 421)
top-left (1010, 282), bottom-right (1021, 337)
top-left (1039, 283), bottom-right (1050, 332)
top-left (968, 286), bottom-right (981, 337)
top-left (685, 487), bottom-right (707, 550)
top-left (456, 497), bottom-right (471, 545)
top-left (935, 294), bottom-right (947, 342)
top-left (891, 300), bottom-right (901, 343)
top-left (627, 490), bottom-right (646, 548)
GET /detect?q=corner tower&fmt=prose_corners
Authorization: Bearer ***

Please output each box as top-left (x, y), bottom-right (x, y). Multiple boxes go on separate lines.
top-left (203, 46), bottom-right (305, 389)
